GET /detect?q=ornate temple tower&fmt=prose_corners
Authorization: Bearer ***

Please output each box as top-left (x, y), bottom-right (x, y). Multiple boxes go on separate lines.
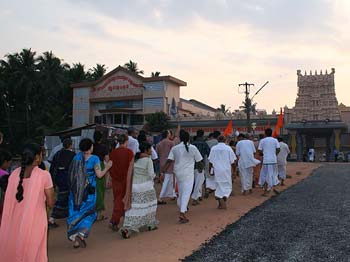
top-left (291, 68), bottom-right (341, 121)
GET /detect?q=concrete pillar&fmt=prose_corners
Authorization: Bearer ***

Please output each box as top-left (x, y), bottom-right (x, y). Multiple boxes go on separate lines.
top-left (296, 132), bottom-right (303, 161)
top-left (290, 130), bottom-right (297, 160)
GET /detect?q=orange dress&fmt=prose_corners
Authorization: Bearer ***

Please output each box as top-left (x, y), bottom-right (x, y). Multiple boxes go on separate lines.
top-left (0, 166), bottom-right (53, 262)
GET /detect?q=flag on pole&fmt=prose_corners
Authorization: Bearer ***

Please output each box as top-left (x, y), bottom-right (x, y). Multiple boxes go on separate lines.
top-left (272, 108), bottom-right (284, 137)
top-left (224, 119), bottom-right (233, 136)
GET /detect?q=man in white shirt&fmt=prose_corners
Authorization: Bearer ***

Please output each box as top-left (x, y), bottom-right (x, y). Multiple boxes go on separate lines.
top-left (116, 128), bottom-right (140, 155)
top-left (258, 128), bottom-right (280, 196)
top-left (162, 130), bottom-right (203, 223)
top-left (277, 137), bottom-right (290, 186)
top-left (236, 134), bottom-right (261, 195)
top-left (205, 131), bottom-right (220, 197)
top-left (208, 135), bottom-right (237, 209)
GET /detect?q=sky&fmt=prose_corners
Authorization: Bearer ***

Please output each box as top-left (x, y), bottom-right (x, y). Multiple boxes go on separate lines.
top-left (1, 0), bottom-right (349, 112)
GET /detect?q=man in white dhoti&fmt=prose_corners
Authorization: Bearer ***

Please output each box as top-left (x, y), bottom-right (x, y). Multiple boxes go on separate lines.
top-left (156, 130), bottom-right (176, 204)
top-left (258, 128), bottom-right (280, 196)
top-left (191, 129), bottom-right (210, 205)
top-left (208, 135), bottom-right (237, 209)
top-left (162, 130), bottom-right (203, 223)
top-left (308, 148), bottom-right (315, 162)
top-left (236, 134), bottom-right (261, 195)
top-left (277, 137), bottom-right (290, 186)
top-left (205, 131), bottom-right (220, 197)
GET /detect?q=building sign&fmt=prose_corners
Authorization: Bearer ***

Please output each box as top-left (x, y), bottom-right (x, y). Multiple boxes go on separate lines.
top-left (90, 72), bottom-right (143, 99)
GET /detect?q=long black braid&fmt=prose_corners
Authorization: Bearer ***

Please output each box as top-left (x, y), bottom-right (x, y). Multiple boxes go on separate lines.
top-left (16, 143), bottom-right (42, 203)
top-left (180, 130), bottom-right (190, 152)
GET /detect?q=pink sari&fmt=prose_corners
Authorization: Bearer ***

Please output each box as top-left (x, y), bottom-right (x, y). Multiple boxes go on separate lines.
top-left (0, 166), bottom-right (53, 262)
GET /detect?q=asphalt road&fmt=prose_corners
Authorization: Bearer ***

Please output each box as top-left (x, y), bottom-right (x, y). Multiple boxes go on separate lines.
top-left (184, 164), bottom-right (350, 262)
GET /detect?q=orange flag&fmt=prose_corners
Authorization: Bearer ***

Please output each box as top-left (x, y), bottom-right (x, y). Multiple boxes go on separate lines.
top-left (272, 108), bottom-right (283, 137)
top-left (224, 119), bottom-right (233, 136)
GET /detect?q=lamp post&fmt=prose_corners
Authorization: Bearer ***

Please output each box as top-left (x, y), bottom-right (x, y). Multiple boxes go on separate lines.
top-left (238, 81), bottom-right (269, 133)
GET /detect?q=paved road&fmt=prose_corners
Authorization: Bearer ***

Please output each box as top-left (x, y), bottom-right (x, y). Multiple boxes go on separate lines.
top-left (184, 164), bottom-right (350, 262)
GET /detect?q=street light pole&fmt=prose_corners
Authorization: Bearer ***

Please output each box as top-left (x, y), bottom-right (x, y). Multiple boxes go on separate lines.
top-left (239, 82), bottom-right (254, 133)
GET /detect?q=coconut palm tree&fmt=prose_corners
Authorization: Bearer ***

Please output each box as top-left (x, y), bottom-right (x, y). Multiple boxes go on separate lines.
top-left (151, 71), bottom-right (161, 77)
top-left (88, 63), bottom-right (107, 81)
top-left (124, 60), bottom-right (144, 75)
top-left (217, 104), bottom-right (230, 116)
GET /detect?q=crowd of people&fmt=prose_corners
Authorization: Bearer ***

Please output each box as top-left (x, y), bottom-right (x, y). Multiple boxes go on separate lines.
top-left (0, 127), bottom-right (291, 261)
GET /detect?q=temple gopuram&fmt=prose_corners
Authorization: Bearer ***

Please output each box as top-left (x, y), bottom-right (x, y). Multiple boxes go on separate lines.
top-left (284, 68), bottom-right (348, 161)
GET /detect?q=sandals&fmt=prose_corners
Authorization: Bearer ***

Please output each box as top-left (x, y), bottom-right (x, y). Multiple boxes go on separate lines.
top-left (75, 235), bottom-right (87, 248)
top-left (109, 222), bottom-right (119, 232)
top-left (157, 200), bottom-right (167, 205)
top-left (120, 229), bottom-right (130, 239)
top-left (179, 216), bottom-right (189, 224)
top-left (96, 215), bottom-right (108, 222)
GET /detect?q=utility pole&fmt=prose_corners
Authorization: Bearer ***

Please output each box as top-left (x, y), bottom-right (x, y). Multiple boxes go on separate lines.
top-left (239, 82), bottom-right (254, 133)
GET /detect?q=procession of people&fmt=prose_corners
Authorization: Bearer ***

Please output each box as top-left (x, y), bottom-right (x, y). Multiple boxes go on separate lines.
top-left (0, 126), bottom-right (291, 261)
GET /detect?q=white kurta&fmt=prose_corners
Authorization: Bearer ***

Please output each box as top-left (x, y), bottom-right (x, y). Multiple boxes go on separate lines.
top-left (168, 142), bottom-right (203, 212)
top-left (208, 143), bottom-right (237, 198)
top-left (277, 142), bottom-right (290, 180)
top-left (159, 173), bottom-right (176, 199)
top-left (236, 140), bottom-right (261, 192)
top-left (258, 137), bottom-right (280, 190)
top-left (191, 170), bottom-right (205, 200)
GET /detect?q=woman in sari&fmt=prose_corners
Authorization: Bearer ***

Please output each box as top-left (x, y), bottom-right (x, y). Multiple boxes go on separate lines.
top-left (120, 142), bottom-right (158, 239)
top-left (0, 143), bottom-right (55, 262)
top-left (67, 138), bottom-right (112, 248)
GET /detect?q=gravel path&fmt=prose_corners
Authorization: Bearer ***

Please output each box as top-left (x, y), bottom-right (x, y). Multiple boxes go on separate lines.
top-left (184, 164), bottom-right (350, 262)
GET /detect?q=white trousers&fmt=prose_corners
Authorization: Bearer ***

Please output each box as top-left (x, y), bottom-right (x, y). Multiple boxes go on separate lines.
top-left (215, 181), bottom-right (232, 199)
top-left (239, 167), bottom-right (253, 192)
top-left (177, 176), bottom-right (194, 213)
top-left (159, 173), bottom-right (176, 199)
top-left (191, 170), bottom-right (205, 200)
top-left (205, 175), bottom-right (217, 190)
top-left (278, 164), bottom-right (287, 180)
top-left (259, 164), bottom-right (279, 190)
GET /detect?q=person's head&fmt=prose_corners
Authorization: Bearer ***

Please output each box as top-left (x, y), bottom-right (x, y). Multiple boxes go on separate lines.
top-left (63, 138), bottom-right (73, 150)
top-left (259, 133), bottom-right (265, 140)
top-left (79, 138), bottom-right (94, 154)
top-left (213, 131), bottom-right (221, 139)
top-left (0, 149), bottom-right (12, 170)
top-left (137, 131), bottom-right (147, 144)
top-left (208, 133), bottom-right (214, 139)
top-left (127, 127), bottom-right (138, 138)
top-left (135, 142), bottom-right (152, 161)
top-left (180, 130), bottom-right (190, 152)
top-left (229, 140), bottom-right (236, 147)
top-left (0, 131), bottom-right (3, 144)
top-left (93, 131), bottom-right (103, 143)
top-left (196, 129), bottom-right (204, 138)
top-left (16, 143), bottom-right (43, 202)
top-left (117, 134), bottom-right (129, 146)
top-left (218, 135), bottom-right (226, 143)
top-left (237, 133), bottom-right (246, 141)
top-left (265, 128), bottom-right (273, 137)
top-left (277, 136), bottom-right (283, 142)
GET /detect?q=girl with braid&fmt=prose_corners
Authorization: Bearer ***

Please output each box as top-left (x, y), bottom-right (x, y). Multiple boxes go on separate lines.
top-left (0, 143), bottom-right (55, 262)
top-left (162, 130), bottom-right (203, 224)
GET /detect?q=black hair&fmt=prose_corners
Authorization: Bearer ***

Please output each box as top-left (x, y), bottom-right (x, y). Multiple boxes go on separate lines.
top-left (0, 149), bottom-right (12, 167)
top-left (277, 136), bottom-right (283, 142)
top-left (180, 131), bottom-right (190, 152)
top-left (93, 131), bottom-right (103, 143)
top-left (259, 134), bottom-right (265, 140)
top-left (127, 127), bottom-right (136, 136)
top-left (63, 138), bottom-right (73, 149)
top-left (16, 143), bottom-right (42, 202)
top-left (79, 138), bottom-right (93, 152)
top-left (265, 128), bottom-right (273, 137)
top-left (161, 130), bottom-right (170, 139)
top-left (135, 142), bottom-right (152, 161)
top-left (117, 134), bottom-right (128, 145)
top-left (196, 129), bottom-right (204, 138)
top-left (238, 133), bottom-right (246, 139)
top-left (229, 140), bottom-right (236, 147)
top-left (137, 132), bottom-right (147, 144)
top-left (213, 131), bottom-right (221, 138)
top-left (218, 135), bottom-right (226, 143)
top-left (208, 132), bottom-right (214, 138)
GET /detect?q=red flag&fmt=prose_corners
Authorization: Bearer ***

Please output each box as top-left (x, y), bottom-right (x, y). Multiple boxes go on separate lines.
top-left (223, 119), bottom-right (233, 136)
top-left (272, 108), bottom-right (283, 137)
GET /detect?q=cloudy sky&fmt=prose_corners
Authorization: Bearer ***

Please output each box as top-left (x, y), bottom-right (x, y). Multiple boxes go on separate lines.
top-left (1, 0), bottom-right (349, 112)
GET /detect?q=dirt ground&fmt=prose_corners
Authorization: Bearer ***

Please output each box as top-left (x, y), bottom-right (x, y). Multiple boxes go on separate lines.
top-left (48, 162), bottom-right (320, 262)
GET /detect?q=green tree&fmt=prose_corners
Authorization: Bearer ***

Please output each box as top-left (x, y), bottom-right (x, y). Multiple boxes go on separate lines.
top-left (124, 60), bottom-right (144, 75)
top-left (145, 112), bottom-right (170, 132)
top-left (217, 104), bottom-right (230, 116)
top-left (87, 63), bottom-right (107, 81)
top-left (151, 71), bottom-right (160, 77)
top-left (240, 98), bottom-right (257, 115)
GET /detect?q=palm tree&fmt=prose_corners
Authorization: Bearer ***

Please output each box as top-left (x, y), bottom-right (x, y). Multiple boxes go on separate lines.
top-left (124, 60), bottom-right (144, 75)
top-left (88, 63), bottom-right (107, 80)
top-left (240, 98), bottom-right (257, 115)
top-left (217, 104), bottom-right (230, 116)
top-left (151, 71), bottom-right (161, 77)
top-left (69, 63), bottom-right (87, 82)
